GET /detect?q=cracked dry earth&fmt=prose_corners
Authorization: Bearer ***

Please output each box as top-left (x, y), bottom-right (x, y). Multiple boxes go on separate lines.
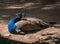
top-left (0, 20), bottom-right (60, 44)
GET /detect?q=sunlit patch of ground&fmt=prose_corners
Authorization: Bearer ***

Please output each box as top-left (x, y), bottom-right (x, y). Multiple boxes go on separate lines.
top-left (41, 2), bottom-right (60, 10)
top-left (1, 2), bottom-right (39, 9)
top-left (0, 2), bottom-right (60, 10)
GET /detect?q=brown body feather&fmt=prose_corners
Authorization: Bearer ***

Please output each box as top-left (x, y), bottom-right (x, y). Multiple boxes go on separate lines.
top-left (15, 17), bottom-right (49, 31)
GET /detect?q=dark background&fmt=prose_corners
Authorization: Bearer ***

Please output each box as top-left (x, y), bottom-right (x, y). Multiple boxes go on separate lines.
top-left (0, 0), bottom-right (60, 23)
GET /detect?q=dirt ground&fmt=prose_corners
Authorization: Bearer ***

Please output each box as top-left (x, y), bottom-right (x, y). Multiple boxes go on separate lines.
top-left (0, 1), bottom-right (60, 44)
top-left (0, 20), bottom-right (60, 44)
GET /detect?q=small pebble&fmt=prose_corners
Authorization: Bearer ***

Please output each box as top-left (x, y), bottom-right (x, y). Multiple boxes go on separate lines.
top-left (3, 34), bottom-right (11, 38)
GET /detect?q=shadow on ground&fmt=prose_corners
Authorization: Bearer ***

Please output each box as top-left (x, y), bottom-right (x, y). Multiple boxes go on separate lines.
top-left (0, 37), bottom-right (28, 44)
top-left (0, 36), bottom-right (60, 44)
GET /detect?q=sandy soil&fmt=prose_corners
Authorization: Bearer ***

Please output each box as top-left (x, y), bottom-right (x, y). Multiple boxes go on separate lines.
top-left (0, 20), bottom-right (60, 44)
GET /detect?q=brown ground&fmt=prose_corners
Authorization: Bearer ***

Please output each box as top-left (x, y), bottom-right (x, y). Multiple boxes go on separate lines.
top-left (0, 1), bottom-right (60, 44)
top-left (0, 20), bottom-right (60, 44)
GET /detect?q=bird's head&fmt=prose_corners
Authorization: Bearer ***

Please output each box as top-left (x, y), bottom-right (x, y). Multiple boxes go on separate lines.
top-left (16, 12), bottom-right (26, 19)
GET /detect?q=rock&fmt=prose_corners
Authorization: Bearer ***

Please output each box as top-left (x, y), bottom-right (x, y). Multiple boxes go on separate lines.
top-left (3, 34), bottom-right (11, 38)
top-left (47, 32), bottom-right (55, 35)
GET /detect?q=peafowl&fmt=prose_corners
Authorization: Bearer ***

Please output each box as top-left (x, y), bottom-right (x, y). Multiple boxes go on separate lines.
top-left (8, 13), bottom-right (50, 34)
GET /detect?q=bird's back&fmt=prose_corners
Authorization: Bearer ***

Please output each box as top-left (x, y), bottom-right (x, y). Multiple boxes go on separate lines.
top-left (15, 17), bottom-right (49, 31)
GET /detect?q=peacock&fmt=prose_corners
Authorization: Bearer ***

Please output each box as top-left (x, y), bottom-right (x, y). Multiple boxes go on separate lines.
top-left (8, 12), bottom-right (50, 34)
